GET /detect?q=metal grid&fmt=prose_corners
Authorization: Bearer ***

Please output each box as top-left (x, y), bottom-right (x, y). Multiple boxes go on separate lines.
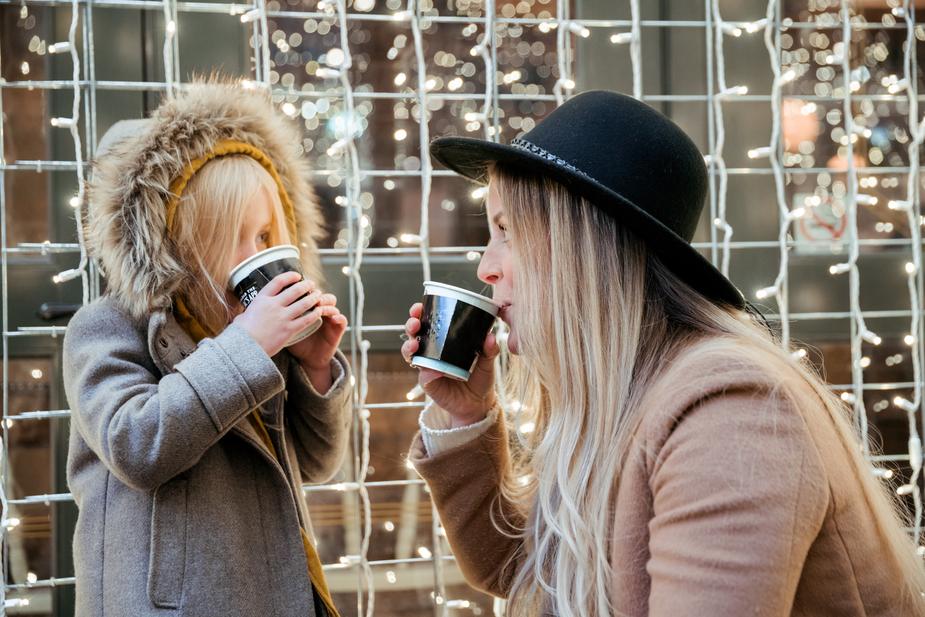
top-left (1, 0), bottom-right (925, 615)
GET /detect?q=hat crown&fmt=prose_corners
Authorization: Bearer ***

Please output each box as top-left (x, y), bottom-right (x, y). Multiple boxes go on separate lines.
top-left (512, 90), bottom-right (707, 242)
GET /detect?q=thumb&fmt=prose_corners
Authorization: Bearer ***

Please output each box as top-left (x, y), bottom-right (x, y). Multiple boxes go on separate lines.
top-left (480, 332), bottom-right (501, 363)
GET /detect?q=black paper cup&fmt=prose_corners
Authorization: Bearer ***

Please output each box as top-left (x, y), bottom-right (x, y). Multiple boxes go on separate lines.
top-left (410, 281), bottom-right (501, 381)
top-left (228, 245), bottom-right (321, 346)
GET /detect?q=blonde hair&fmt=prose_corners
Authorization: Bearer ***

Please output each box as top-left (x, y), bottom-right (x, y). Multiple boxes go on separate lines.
top-left (488, 165), bottom-right (925, 616)
top-left (170, 155), bottom-right (318, 335)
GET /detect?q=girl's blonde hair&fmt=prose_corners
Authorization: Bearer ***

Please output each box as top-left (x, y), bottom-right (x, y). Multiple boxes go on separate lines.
top-left (489, 164), bottom-right (925, 616)
top-left (170, 155), bottom-right (311, 335)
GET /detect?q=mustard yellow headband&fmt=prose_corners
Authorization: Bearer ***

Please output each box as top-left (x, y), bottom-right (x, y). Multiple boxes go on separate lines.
top-left (165, 139), bottom-right (298, 240)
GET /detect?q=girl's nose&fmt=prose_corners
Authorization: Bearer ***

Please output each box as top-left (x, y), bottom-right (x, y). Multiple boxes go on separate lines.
top-left (235, 242), bottom-right (259, 266)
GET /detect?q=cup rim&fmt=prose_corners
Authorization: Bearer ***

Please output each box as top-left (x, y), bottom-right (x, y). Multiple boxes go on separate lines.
top-left (423, 281), bottom-right (501, 315)
top-left (228, 244), bottom-right (300, 289)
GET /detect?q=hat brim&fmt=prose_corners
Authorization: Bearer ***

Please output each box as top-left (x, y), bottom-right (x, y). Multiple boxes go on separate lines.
top-left (431, 137), bottom-right (746, 310)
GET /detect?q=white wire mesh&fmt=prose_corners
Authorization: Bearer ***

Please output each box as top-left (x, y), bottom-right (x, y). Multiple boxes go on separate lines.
top-left (1, 0), bottom-right (925, 615)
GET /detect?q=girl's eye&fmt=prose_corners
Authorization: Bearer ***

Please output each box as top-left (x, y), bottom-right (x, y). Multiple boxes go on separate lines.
top-left (258, 232), bottom-right (271, 245)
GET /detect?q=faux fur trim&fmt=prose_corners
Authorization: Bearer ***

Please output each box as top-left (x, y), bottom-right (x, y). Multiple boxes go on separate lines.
top-left (83, 77), bottom-right (324, 320)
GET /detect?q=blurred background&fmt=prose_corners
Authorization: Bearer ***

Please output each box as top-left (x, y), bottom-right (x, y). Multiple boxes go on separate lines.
top-left (3, 0), bottom-right (925, 614)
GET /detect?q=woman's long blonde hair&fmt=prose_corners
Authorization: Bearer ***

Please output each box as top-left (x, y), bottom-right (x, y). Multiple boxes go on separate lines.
top-left (170, 155), bottom-right (319, 335)
top-left (489, 164), bottom-right (925, 616)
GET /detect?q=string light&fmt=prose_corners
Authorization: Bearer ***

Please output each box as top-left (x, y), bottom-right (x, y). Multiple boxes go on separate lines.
top-left (10, 0), bottom-right (925, 608)
top-left (610, 32), bottom-right (633, 45)
top-left (47, 42), bottom-right (72, 54)
top-left (567, 22), bottom-right (590, 38)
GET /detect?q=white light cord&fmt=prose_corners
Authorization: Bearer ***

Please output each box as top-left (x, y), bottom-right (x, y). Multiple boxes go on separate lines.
top-left (629, 0), bottom-right (642, 99)
top-left (899, 0), bottom-right (923, 542)
top-left (762, 0), bottom-right (791, 346)
top-left (332, 1), bottom-right (375, 614)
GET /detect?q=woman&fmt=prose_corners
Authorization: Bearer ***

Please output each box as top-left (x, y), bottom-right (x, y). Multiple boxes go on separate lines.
top-left (401, 90), bottom-right (925, 616)
top-left (65, 80), bottom-right (350, 616)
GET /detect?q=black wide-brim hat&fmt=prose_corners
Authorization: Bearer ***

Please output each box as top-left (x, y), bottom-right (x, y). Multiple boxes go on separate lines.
top-left (430, 90), bottom-right (746, 309)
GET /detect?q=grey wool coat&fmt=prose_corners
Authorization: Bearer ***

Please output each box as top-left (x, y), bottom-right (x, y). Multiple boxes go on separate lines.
top-left (64, 79), bottom-right (351, 616)
top-left (64, 297), bottom-right (352, 617)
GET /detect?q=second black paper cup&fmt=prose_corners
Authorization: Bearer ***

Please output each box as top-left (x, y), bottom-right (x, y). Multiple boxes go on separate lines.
top-left (411, 281), bottom-right (500, 381)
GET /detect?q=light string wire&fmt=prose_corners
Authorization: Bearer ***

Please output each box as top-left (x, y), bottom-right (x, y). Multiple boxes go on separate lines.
top-left (896, 0), bottom-right (924, 542)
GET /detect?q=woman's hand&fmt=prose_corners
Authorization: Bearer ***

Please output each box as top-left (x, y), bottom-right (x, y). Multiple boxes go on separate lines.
top-left (400, 302), bottom-right (499, 428)
top-left (233, 271), bottom-right (326, 358)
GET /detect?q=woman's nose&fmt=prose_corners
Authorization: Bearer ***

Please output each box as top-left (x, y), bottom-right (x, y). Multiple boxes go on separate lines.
top-left (477, 248), bottom-right (501, 286)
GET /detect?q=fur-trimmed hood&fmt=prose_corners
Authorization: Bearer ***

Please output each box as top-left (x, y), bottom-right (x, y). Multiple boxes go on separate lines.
top-left (84, 78), bottom-right (324, 322)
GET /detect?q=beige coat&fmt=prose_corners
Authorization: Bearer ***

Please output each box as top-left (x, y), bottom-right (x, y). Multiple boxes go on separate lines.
top-left (409, 348), bottom-right (910, 616)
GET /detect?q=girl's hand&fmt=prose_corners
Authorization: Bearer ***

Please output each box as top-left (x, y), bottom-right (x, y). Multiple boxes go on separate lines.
top-left (400, 302), bottom-right (499, 428)
top-left (287, 292), bottom-right (348, 393)
top-left (232, 272), bottom-right (324, 358)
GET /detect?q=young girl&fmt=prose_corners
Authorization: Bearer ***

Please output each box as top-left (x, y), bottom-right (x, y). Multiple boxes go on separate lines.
top-left (64, 80), bottom-right (351, 617)
top-left (402, 90), bottom-right (925, 616)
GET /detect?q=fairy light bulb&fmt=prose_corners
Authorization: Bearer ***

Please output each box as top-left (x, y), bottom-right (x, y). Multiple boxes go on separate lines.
top-left (610, 32), bottom-right (633, 44)
top-left (316, 68), bottom-right (341, 79)
top-left (872, 467), bottom-right (895, 480)
top-left (53, 269), bottom-right (81, 284)
top-left (567, 22), bottom-right (590, 38)
top-left (748, 146), bottom-right (771, 159)
top-left (861, 330), bottom-right (882, 346)
top-left (406, 384), bottom-right (424, 400)
top-left (48, 42), bottom-right (72, 54)
top-left (755, 285), bottom-right (778, 300)
top-left (745, 18), bottom-right (767, 33)
top-left (719, 85), bottom-right (748, 97)
top-left (721, 23), bottom-right (742, 37)
top-left (470, 186), bottom-right (488, 200)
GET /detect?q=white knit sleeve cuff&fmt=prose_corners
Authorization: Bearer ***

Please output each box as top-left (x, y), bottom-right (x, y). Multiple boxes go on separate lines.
top-left (418, 402), bottom-right (499, 457)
